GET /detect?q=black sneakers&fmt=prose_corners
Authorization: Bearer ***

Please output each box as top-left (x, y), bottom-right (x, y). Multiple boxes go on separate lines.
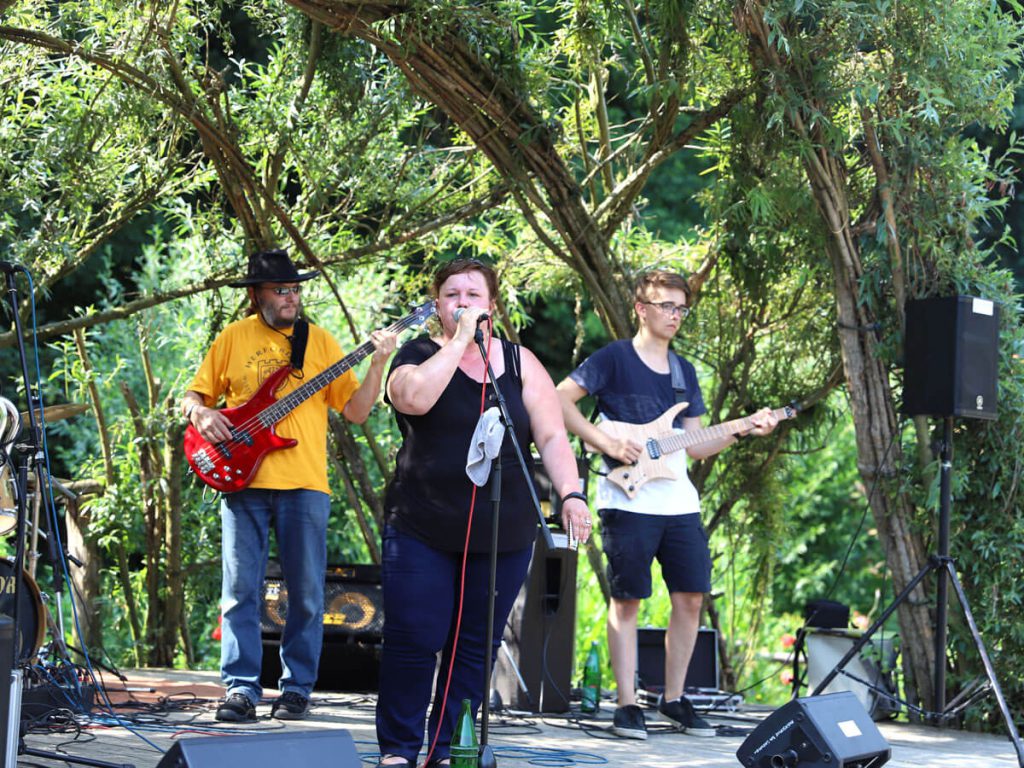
top-left (271, 691), bottom-right (311, 720)
top-left (611, 704), bottom-right (648, 740)
top-left (215, 692), bottom-right (256, 722)
top-left (658, 695), bottom-right (715, 737)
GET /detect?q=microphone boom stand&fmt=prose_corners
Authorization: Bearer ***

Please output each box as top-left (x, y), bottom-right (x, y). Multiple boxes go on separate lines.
top-left (809, 416), bottom-right (1024, 767)
top-left (473, 326), bottom-right (556, 768)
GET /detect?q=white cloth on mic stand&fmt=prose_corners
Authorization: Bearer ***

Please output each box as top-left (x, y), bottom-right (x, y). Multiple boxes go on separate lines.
top-left (465, 407), bottom-right (506, 486)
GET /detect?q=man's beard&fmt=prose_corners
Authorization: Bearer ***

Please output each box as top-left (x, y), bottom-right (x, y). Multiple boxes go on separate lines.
top-left (258, 297), bottom-right (300, 329)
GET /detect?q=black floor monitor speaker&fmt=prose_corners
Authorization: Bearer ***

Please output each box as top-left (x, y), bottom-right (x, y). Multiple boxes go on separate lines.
top-left (156, 729), bottom-right (360, 767)
top-left (493, 528), bottom-right (577, 713)
top-left (637, 626), bottom-right (719, 692)
top-left (737, 691), bottom-right (890, 768)
top-left (260, 563), bottom-right (383, 692)
top-left (903, 295), bottom-right (999, 419)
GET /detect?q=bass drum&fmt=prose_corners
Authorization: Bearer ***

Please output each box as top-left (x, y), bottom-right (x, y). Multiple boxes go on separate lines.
top-left (0, 559), bottom-right (46, 661)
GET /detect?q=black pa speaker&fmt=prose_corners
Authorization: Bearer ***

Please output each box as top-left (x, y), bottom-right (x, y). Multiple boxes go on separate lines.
top-left (156, 730), bottom-right (360, 767)
top-left (493, 527), bottom-right (578, 713)
top-left (737, 691), bottom-right (890, 768)
top-left (903, 295), bottom-right (999, 419)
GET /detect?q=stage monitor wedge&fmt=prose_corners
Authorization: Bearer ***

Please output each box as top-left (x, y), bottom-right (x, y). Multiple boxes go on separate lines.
top-left (156, 729), bottom-right (360, 767)
top-left (903, 296), bottom-right (999, 420)
top-left (737, 691), bottom-right (890, 768)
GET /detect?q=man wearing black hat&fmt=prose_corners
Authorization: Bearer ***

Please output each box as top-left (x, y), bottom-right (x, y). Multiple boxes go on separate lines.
top-left (181, 249), bottom-right (396, 722)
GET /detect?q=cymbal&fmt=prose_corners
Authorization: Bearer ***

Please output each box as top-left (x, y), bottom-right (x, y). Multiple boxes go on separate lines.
top-left (19, 403), bottom-right (89, 423)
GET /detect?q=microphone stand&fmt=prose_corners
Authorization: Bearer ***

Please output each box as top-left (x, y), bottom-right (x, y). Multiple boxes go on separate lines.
top-left (472, 323), bottom-right (555, 768)
top-left (2, 263), bottom-right (131, 768)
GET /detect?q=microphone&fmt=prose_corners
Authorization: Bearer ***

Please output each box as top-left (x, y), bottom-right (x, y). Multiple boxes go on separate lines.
top-left (453, 307), bottom-right (490, 325)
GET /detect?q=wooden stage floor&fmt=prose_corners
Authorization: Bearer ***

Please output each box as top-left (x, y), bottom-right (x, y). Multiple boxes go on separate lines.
top-left (11, 668), bottom-right (1022, 767)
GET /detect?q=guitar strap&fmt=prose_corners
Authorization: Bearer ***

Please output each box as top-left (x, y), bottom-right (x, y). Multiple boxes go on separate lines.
top-left (289, 318), bottom-right (309, 373)
top-left (668, 351), bottom-right (687, 404)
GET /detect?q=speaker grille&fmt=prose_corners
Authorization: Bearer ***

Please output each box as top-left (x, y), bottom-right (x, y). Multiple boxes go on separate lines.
top-left (260, 563), bottom-right (383, 640)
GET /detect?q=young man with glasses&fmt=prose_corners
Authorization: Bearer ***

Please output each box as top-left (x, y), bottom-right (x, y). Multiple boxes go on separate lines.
top-left (181, 249), bottom-right (396, 723)
top-left (557, 270), bottom-right (777, 739)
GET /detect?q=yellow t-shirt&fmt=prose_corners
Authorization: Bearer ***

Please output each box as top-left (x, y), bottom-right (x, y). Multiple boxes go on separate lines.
top-left (187, 315), bottom-right (359, 494)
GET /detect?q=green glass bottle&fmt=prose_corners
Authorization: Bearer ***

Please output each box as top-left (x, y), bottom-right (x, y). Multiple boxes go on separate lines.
top-left (580, 640), bottom-right (601, 713)
top-left (450, 698), bottom-right (479, 768)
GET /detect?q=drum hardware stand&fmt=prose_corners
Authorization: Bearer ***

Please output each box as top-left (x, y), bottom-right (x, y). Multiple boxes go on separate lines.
top-left (810, 416), bottom-right (1024, 767)
top-left (3, 262), bottom-right (131, 768)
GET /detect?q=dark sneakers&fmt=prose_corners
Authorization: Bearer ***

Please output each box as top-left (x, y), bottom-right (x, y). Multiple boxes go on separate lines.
top-left (611, 704), bottom-right (648, 740)
top-left (271, 691), bottom-right (311, 720)
top-left (658, 695), bottom-right (716, 737)
top-left (215, 692), bottom-right (256, 722)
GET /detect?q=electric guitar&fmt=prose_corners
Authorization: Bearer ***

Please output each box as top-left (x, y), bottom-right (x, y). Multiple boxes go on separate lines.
top-left (589, 402), bottom-right (799, 499)
top-left (184, 301), bottom-right (435, 493)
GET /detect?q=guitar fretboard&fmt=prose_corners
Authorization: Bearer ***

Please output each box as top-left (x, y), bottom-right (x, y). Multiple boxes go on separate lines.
top-left (259, 306), bottom-right (433, 426)
top-left (655, 406), bottom-right (794, 455)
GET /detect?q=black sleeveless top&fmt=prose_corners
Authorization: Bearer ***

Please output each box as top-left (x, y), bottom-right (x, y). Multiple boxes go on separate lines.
top-left (383, 336), bottom-right (536, 553)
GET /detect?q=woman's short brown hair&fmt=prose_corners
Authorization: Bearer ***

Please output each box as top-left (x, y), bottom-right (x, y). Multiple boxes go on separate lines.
top-left (432, 258), bottom-right (499, 300)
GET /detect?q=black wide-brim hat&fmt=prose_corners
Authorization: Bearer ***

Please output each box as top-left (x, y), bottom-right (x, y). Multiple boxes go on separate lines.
top-left (228, 249), bottom-right (319, 287)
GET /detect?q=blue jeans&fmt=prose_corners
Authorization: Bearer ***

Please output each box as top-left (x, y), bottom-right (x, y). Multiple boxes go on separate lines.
top-left (220, 488), bottom-right (330, 703)
top-left (375, 525), bottom-right (533, 763)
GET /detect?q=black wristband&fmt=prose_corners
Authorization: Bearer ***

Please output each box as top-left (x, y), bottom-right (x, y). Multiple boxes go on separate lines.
top-left (561, 491), bottom-right (588, 506)
top-left (733, 432), bottom-right (746, 440)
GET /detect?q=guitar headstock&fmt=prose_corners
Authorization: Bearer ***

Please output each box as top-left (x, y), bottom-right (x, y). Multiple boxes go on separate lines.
top-left (779, 400), bottom-right (803, 421)
top-left (408, 300), bottom-right (437, 327)
top-left (385, 301), bottom-right (437, 335)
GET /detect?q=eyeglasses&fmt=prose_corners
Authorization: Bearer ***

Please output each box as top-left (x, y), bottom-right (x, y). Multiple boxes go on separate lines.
top-left (263, 285), bottom-right (302, 296)
top-left (642, 301), bottom-right (690, 318)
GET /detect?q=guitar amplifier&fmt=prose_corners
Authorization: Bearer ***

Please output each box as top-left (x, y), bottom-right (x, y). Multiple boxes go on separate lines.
top-left (260, 562), bottom-right (383, 640)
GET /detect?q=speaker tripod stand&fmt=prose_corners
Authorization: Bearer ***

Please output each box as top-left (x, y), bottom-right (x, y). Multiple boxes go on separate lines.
top-left (811, 417), bottom-right (1024, 767)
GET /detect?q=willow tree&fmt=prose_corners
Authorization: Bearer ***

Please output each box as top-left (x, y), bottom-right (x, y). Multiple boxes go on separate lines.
top-left (2, 1), bottom-right (1021, 718)
top-left (0, 1), bottom-right (509, 661)
top-left (278, 0), bottom-right (1024, 714)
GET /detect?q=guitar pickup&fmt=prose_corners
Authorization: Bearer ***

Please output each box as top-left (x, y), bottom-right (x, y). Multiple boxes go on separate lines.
top-left (645, 438), bottom-right (661, 459)
top-left (230, 427), bottom-right (253, 447)
top-left (192, 449), bottom-right (215, 474)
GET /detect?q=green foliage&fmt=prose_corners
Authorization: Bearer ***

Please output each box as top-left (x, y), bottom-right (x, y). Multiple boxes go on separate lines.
top-left (2, 0), bottom-right (1022, 729)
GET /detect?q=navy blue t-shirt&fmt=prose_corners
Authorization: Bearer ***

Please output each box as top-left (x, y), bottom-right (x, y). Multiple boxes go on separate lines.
top-left (569, 339), bottom-right (706, 426)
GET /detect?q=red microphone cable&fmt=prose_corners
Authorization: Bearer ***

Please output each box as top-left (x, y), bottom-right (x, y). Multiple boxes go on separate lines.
top-left (420, 316), bottom-right (494, 768)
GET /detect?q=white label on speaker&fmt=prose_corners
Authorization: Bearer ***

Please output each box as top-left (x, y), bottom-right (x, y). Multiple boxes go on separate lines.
top-left (838, 719), bottom-right (863, 738)
top-left (972, 298), bottom-right (994, 316)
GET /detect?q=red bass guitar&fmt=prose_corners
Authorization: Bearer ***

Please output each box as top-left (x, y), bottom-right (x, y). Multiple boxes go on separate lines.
top-left (184, 301), bottom-right (435, 493)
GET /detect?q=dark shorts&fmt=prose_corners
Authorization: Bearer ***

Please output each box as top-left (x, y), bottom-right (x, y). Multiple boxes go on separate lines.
top-left (598, 509), bottom-right (712, 599)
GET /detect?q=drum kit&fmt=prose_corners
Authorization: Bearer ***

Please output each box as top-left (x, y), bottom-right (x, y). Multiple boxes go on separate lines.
top-left (0, 397), bottom-right (87, 663)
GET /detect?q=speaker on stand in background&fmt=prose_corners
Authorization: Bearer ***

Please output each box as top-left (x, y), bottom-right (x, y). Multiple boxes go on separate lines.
top-left (809, 295), bottom-right (1024, 767)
